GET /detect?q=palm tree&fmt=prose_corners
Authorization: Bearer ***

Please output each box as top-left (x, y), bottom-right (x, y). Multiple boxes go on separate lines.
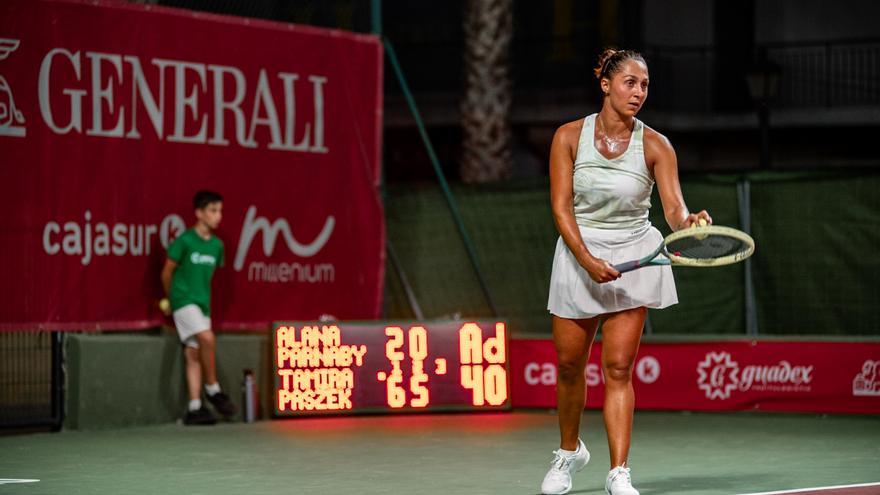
top-left (461, 0), bottom-right (513, 183)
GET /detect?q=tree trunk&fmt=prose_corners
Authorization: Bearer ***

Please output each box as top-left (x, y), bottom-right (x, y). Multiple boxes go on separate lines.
top-left (461, 0), bottom-right (513, 183)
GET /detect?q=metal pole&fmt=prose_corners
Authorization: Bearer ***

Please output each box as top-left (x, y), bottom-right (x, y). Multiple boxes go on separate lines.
top-left (370, 0), bottom-right (382, 36)
top-left (386, 240), bottom-right (424, 320)
top-left (737, 179), bottom-right (759, 336)
top-left (370, 0), bottom-right (386, 200)
top-left (52, 331), bottom-right (64, 430)
top-left (759, 98), bottom-right (770, 169)
top-left (383, 40), bottom-right (499, 317)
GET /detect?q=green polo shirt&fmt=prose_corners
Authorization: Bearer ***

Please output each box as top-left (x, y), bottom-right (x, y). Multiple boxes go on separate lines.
top-left (167, 228), bottom-right (224, 316)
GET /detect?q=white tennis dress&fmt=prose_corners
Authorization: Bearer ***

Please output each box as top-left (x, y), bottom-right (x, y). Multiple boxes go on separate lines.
top-left (547, 114), bottom-right (678, 318)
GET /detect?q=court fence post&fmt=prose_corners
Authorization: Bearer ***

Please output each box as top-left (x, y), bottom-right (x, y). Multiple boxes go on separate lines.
top-left (737, 178), bottom-right (759, 336)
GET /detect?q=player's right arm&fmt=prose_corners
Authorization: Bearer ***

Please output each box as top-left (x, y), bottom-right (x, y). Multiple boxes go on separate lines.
top-left (549, 121), bottom-right (620, 284)
top-left (160, 259), bottom-right (177, 297)
top-left (162, 233), bottom-right (187, 297)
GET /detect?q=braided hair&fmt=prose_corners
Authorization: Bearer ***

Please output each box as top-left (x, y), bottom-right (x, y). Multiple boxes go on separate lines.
top-left (593, 48), bottom-right (646, 81)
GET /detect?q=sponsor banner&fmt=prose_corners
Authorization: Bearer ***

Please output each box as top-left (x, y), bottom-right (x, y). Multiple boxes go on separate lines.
top-left (0, 0), bottom-right (383, 330)
top-left (511, 339), bottom-right (880, 414)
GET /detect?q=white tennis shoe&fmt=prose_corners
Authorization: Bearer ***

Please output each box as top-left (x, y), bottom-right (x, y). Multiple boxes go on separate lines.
top-left (605, 465), bottom-right (640, 495)
top-left (540, 438), bottom-right (590, 495)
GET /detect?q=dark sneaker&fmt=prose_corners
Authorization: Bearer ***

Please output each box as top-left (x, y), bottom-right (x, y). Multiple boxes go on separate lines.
top-left (183, 406), bottom-right (216, 426)
top-left (206, 391), bottom-right (238, 419)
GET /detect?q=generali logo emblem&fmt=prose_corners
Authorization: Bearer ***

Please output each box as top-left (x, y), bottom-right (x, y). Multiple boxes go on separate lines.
top-left (696, 351), bottom-right (814, 400)
top-left (0, 38), bottom-right (26, 137)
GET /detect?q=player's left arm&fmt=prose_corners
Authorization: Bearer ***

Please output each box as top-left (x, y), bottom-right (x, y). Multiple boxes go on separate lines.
top-left (645, 127), bottom-right (712, 231)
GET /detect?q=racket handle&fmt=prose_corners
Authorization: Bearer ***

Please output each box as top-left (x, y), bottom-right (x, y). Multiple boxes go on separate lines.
top-left (613, 260), bottom-right (642, 273)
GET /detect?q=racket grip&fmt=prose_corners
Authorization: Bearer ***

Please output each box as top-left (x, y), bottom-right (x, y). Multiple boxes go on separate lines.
top-left (613, 260), bottom-right (642, 273)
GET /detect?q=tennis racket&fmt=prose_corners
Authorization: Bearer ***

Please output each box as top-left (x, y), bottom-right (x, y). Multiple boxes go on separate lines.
top-left (612, 221), bottom-right (755, 274)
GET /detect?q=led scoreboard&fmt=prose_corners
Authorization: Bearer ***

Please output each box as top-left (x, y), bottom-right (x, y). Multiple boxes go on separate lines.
top-left (272, 320), bottom-right (511, 416)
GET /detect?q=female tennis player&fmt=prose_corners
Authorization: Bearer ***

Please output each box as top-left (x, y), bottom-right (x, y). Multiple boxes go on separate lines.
top-left (540, 49), bottom-right (712, 495)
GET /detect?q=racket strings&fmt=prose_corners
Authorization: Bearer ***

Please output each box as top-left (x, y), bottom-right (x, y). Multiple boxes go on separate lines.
top-left (666, 234), bottom-right (748, 260)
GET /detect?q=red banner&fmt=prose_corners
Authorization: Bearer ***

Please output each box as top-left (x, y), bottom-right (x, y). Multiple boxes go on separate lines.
top-left (511, 339), bottom-right (880, 414)
top-left (0, 0), bottom-right (384, 330)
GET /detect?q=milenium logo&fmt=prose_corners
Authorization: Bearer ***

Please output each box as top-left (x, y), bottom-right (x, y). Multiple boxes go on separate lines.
top-left (234, 206), bottom-right (336, 284)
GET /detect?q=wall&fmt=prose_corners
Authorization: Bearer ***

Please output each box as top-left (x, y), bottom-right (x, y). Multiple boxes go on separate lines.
top-left (65, 333), bottom-right (270, 429)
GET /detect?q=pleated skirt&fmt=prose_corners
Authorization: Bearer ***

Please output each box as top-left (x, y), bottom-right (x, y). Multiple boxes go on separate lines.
top-left (547, 224), bottom-right (678, 319)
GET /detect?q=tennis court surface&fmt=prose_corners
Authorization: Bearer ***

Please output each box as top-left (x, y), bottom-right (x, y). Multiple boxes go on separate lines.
top-left (2, 411), bottom-right (878, 495)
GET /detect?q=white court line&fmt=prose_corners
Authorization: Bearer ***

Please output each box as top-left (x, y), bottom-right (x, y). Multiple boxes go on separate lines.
top-left (737, 481), bottom-right (880, 495)
top-left (0, 479), bottom-right (40, 484)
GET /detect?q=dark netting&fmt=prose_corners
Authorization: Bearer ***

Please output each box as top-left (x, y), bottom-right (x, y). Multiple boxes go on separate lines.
top-left (0, 331), bottom-right (62, 429)
top-left (386, 172), bottom-right (879, 336)
top-left (384, 176), bottom-right (749, 336)
top-left (750, 171), bottom-right (880, 335)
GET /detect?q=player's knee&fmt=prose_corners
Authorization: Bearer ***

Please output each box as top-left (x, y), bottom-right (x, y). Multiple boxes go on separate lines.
top-left (603, 361), bottom-right (633, 383)
top-left (184, 346), bottom-right (200, 361)
top-left (196, 331), bottom-right (215, 348)
top-left (557, 357), bottom-right (584, 384)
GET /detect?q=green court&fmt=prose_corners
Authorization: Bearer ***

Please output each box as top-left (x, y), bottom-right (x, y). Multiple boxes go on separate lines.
top-left (2, 411), bottom-right (878, 494)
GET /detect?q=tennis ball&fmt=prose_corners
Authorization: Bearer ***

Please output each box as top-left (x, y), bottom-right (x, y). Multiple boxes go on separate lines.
top-left (159, 298), bottom-right (171, 314)
top-left (695, 218), bottom-right (709, 240)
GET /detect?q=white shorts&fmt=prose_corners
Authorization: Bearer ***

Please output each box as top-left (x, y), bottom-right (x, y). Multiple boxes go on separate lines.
top-left (548, 224), bottom-right (678, 319)
top-left (172, 304), bottom-right (211, 348)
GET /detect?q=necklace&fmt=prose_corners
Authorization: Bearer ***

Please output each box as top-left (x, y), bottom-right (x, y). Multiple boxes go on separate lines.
top-left (597, 116), bottom-right (631, 154)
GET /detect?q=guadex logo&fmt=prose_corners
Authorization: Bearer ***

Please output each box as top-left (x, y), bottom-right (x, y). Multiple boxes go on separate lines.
top-left (697, 352), bottom-right (739, 400)
top-left (0, 38), bottom-right (26, 137)
top-left (696, 351), bottom-right (814, 400)
top-left (852, 360), bottom-right (880, 397)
